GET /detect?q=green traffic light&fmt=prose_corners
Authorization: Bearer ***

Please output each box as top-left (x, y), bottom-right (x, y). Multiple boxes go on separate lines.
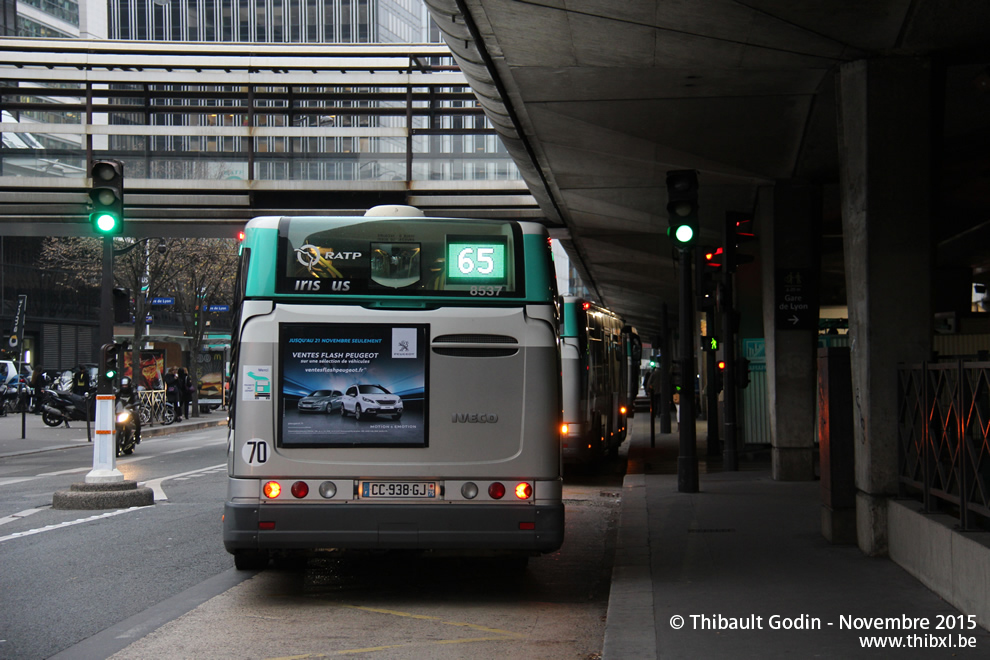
top-left (105, 369), bottom-right (117, 379)
top-left (674, 224), bottom-right (694, 244)
top-left (94, 213), bottom-right (120, 233)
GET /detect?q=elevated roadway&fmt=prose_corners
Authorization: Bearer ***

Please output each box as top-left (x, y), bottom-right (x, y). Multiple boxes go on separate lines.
top-left (0, 39), bottom-right (538, 238)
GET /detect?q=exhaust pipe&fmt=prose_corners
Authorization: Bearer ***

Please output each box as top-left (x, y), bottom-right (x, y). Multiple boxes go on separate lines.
top-left (42, 404), bottom-right (64, 417)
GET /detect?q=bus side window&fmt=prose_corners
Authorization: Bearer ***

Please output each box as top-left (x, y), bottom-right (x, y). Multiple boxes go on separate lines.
top-left (228, 247), bottom-right (251, 428)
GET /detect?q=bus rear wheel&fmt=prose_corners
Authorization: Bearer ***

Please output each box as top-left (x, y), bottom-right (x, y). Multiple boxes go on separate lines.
top-left (234, 550), bottom-right (270, 570)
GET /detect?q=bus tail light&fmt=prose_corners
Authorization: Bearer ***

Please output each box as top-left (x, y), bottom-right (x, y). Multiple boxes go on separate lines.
top-left (263, 481), bottom-right (281, 498)
top-left (259, 521), bottom-right (276, 530)
top-left (560, 423), bottom-right (568, 435)
top-left (488, 482), bottom-right (506, 499)
top-left (619, 405), bottom-right (627, 415)
top-left (515, 482), bottom-right (532, 500)
top-left (519, 522), bottom-right (536, 530)
top-left (291, 481), bottom-right (310, 498)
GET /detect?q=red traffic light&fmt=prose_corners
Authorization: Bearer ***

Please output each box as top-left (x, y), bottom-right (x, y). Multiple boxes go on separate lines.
top-left (733, 215), bottom-right (756, 241)
top-left (717, 360), bottom-right (726, 371)
top-left (705, 247), bottom-right (723, 268)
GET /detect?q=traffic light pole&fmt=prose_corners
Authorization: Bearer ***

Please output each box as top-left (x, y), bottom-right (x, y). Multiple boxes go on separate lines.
top-left (721, 217), bottom-right (739, 471)
top-left (705, 308), bottom-right (721, 457)
top-left (721, 303), bottom-right (739, 471)
top-left (100, 236), bottom-right (113, 347)
top-left (659, 303), bottom-right (672, 434)
top-left (677, 250), bottom-right (698, 492)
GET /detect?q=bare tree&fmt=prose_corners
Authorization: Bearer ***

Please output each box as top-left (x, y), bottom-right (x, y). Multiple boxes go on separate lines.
top-left (169, 238), bottom-right (239, 416)
top-left (39, 236), bottom-right (237, 404)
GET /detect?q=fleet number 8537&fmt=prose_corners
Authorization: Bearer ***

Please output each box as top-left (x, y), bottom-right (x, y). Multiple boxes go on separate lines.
top-left (470, 285), bottom-right (503, 296)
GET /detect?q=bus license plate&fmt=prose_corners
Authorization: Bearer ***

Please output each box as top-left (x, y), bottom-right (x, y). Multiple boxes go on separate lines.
top-left (361, 481), bottom-right (437, 499)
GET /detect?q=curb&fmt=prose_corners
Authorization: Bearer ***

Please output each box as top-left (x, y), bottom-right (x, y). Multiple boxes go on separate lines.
top-left (52, 479), bottom-right (155, 510)
top-left (0, 418), bottom-right (227, 459)
top-left (141, 418), bottom-right (227, 438)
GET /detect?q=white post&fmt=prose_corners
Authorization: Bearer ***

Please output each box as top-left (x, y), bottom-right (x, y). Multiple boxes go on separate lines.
top-left (85, 394), bottom-right (123, 483)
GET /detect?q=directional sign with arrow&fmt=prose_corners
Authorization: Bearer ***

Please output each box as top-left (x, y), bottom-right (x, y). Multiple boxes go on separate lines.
top-left (775, 268), bottom-right (818, 331)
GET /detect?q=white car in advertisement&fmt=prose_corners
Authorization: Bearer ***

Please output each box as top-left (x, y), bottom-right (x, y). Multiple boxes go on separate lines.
top-left (341, 384), bottom-right (403, 420)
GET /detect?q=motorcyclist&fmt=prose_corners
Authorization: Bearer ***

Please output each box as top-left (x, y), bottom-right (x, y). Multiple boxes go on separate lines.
top-left (118, 376), bottom-right (141, 445)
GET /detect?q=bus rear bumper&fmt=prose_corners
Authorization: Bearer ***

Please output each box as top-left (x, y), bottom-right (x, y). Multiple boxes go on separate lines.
top-left (223, 501), bottom-right (565, 555)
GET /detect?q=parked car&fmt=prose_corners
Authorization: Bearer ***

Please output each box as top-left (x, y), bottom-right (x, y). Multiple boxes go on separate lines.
top-left (0, 360), bottom-right (17, 386)
top-left (340, 384), bottom-right (403, 420)
top-left (297, 389), bottom-right (342, 413)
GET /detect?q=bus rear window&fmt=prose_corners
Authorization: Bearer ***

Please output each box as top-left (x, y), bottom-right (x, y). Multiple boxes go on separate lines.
top-left (275, 217), bottom-right (523, 297)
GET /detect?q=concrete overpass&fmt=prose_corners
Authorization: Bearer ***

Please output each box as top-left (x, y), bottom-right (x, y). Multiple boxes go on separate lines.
top-left (425, 0), bottom-right (990, 337)
top-left (423, 0), bottom-right (990, 625)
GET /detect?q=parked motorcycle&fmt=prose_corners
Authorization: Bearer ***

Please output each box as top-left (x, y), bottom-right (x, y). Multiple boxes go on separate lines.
top-left (40, 388), bottom-right (94, 428)
top-left (1, 379), bottom-right (32, 414)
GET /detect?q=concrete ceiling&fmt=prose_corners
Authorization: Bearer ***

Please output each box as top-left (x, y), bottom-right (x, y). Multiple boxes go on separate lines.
top-left (425, 0), bottom-right (990, 339)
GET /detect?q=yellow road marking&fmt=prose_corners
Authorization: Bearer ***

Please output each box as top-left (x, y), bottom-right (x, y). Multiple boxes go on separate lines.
top-left (265, 604), bottom-right (526, 659)
top-left (342, 605), bottom-right (523, 637)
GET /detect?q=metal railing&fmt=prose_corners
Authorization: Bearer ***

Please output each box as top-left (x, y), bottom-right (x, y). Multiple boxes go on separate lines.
top-left (136, 388), bottom-right (169, 426)
top-left (898, 361), bottom-right (990, 529)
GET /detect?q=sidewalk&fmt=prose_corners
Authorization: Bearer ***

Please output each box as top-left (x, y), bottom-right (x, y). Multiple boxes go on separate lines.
top-left (603, 414), bottom-right (990, 658)
top-left (0, 408), bottom-right (227, 458)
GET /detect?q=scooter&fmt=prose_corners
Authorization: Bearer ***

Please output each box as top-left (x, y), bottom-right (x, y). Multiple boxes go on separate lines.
top-left (40, 387), bottom-right (95, 428)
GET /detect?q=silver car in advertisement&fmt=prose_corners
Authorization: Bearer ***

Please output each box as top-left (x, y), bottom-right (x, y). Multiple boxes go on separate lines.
top-left (296, 389), bottom-right (341, 413)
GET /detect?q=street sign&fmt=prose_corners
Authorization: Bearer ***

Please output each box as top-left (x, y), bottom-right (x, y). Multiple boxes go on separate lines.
top-left (774, 269), bottom-right (817, 331)
top-left (207, 304), bottom-right (230, 312)
top-left (150, 296), bottom-right (174, 305)
top-left (742, 338), bottom-right (766, 361)
top-left (7, 294), bottom-right (26, 350)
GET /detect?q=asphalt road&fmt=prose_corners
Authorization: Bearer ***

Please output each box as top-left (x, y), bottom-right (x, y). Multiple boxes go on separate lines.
top-left (0, 423), bottom-right (231, 659)
top-left (0, 417), bottom-right (626, 660)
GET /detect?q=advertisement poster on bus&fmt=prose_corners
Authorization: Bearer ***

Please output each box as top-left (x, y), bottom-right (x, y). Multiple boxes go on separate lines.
top-left (278, 322), bottom-right (429, 448)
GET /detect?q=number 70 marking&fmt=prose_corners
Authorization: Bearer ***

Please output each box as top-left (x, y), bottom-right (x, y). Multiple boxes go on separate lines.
top-left (242, 440), bottom-right (269, 465)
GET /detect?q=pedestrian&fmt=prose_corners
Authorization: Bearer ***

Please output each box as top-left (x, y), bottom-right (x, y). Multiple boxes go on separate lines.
top-left (165, 366), bottom-right (181, 421)
top-left (177, 367), bottom-right (192, 421)
top-left (72, 366), bottom-right (89, 395)
top-left (30, 368), bottom-right (44, 414)
top-left (646, 368), bottom-right (662, 413)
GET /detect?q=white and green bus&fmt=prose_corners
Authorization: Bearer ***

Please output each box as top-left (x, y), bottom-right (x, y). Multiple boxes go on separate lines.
top-left (223, 206), bottom-right (563, 569)
top-left (559, 297), bottom-right (633, 465)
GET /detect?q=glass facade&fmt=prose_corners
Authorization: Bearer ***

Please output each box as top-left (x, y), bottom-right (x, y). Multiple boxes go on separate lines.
top-left (110, 0), bottom-right (430, 43)
top-left (82, 1), bottom-right (517, 183)
top-left (20, 0), bottom-right (79, 26)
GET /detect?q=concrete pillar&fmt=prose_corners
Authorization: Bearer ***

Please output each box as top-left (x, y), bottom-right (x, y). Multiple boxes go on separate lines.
top-left (759, 183), bottom-right (821, 481)
top-left (836, 57), bottom-right (934, 556)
